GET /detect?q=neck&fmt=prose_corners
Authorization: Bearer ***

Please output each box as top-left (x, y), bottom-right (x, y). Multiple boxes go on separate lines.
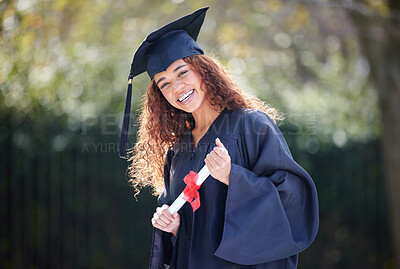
top-left (191, 103), bottom-right (221, 133)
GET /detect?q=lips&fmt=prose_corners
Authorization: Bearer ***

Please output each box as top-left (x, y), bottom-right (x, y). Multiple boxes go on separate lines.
top-left (178, 89), bottom-right (194, 102)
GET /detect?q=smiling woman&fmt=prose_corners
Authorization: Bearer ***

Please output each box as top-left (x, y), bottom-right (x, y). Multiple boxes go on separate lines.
top-left (154, 59), bottom-right (206, 113)
top-left (132, 53), bottom-right (279, 192)
top-left (121, 7), bottom-right (319, 269)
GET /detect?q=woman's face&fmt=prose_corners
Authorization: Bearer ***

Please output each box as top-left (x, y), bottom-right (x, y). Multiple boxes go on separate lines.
top-left (153, 58), bottom-right (207, 114)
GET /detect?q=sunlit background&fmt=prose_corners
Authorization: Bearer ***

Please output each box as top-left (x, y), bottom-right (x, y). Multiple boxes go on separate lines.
top-left (1, 0), bottom-right (399, 268)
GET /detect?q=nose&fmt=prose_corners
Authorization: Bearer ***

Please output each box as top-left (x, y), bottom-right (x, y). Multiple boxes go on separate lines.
top-left (172, 80), bottom-right (184, 92)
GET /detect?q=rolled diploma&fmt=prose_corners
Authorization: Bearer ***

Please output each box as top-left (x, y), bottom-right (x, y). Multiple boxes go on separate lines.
top-left (168, 165), bottom-right (210, 214)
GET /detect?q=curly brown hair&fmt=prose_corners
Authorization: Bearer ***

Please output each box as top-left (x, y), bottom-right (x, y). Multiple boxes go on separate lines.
top-left (127, 54), bottom-right (281, 196)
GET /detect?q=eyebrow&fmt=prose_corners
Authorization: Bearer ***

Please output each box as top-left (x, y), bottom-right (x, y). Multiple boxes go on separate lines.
top-left (156, 64), bottom-right (188, 86)
top-left (173, 64), bottom-right (187, 73)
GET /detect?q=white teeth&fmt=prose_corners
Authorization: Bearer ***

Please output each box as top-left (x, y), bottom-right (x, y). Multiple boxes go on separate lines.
top-left (178, 90), bottom-right (194, 102)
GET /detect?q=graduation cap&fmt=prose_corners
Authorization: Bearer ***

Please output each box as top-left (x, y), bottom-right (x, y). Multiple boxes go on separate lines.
top-left (119, 7), bottom-right (209, 158)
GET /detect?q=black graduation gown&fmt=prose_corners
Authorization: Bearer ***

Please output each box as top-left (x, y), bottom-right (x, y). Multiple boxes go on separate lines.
top-left (149, 108), bottom-right (319, 269)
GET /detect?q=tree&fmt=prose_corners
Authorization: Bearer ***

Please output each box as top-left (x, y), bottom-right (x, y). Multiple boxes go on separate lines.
top-left (345, 0), bottom-right (400, 266)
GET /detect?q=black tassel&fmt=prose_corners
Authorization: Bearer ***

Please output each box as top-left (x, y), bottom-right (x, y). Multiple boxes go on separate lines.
top-left (119, 78), bottom-right (133, 159)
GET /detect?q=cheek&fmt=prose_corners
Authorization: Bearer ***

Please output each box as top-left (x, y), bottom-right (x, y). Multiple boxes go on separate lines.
top-left (160, 91), bottom-right (173, 102)
top-left (194, 76), bottom-right (205, 92)
top-left (161, 92), bottom-right (181, 109)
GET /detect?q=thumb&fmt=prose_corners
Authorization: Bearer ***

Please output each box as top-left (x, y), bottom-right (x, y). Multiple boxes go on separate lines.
top-left (216, 138), bottom-right (226, 149)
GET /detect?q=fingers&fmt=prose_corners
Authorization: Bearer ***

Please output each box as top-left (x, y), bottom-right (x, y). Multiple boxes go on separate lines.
top-left (215, 137), bottom-right (224, 148)
top-left (215, 138), bottom-right (229, 156)
top-left (204, 156), bottom-right (214, 170)
top-left (152, 213), bottom-right (167, 230)
top-left (151, 206), bottom-right (181, 235)
top-left (205, 150), bottom-right (229, 171)
top-left (157, 204), bottom-right (173, 221)
top-left (205, 139), bottom-right (230, 169)
top-left (207, 150), bottom-right (222, 163)
top-left (153, 212), bottom-right (169, 227)
top-left (205, 138), bottom-right (231, 186)
top-left (152, 205), bottom-right (174, 229)
top-left (213, 147), bottom-right (228, 158)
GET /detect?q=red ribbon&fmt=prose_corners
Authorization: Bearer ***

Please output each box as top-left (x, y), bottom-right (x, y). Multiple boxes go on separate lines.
top-left (182, 171), bottom-right (201, 212)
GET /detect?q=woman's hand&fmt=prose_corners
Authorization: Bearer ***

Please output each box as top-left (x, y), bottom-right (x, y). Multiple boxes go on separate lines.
top-left (151, 204), bottom-right (180, 236)
top-left (205, 138), bottom-right (231, 185)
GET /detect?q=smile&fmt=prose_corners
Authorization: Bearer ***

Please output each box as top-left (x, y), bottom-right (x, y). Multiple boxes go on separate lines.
top-left (178, 89), bottom-right (194, 102)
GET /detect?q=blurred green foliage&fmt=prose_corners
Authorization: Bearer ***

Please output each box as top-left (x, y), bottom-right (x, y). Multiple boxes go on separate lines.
top-left (0, 0), bottom-right (392, 268)
top-left (1, 0), bottom-right (380, 146)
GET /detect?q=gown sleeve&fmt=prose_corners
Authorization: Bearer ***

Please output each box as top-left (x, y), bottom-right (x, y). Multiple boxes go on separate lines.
top-left (211, 110), bottom-right (319, 265)
top-left (149, 150), bottom-right (176, 269)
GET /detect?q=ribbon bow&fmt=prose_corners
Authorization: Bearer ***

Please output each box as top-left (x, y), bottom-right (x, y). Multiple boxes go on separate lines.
top-left (182, 171), bottom-right (201, 212)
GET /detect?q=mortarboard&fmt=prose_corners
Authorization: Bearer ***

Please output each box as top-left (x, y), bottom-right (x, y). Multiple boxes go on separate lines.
top-left (119, 7), bottom-right (209, 158)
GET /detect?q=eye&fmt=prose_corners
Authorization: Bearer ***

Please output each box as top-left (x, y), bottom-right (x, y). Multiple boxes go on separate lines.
top-left (160, 82), bottom-right (170, 90)
top-left (178, 70), bottom-right (188, 77)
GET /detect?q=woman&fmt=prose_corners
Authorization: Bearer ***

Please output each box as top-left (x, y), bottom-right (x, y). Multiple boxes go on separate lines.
top-left (120, 7), bottom-right (319, 269)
